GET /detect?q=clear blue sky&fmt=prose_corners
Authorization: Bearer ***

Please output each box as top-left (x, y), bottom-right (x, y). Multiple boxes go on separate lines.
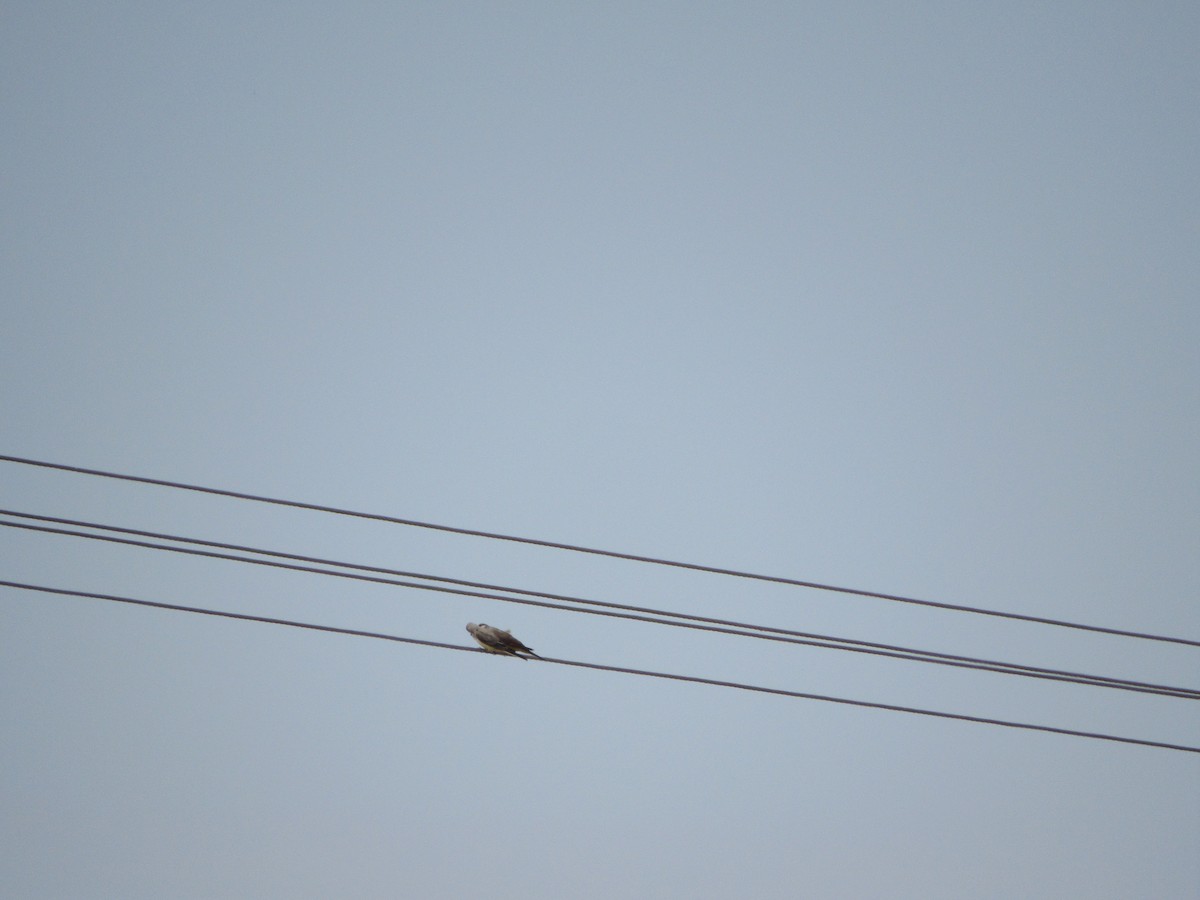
top-left (2, 4), bottom-right (1197, 898)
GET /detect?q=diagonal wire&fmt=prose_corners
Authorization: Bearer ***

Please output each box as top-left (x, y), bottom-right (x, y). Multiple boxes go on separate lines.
top-left (3, 579), bottom-right (1196, 755)
top-left (2, 453), bottom-right (1196, 647)
top-left (4, 515), bottom-right (1197, 701)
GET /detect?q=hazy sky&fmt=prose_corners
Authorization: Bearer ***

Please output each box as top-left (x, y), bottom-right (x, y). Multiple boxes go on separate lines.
top-left (2, 3), bottom-right (1197, 898)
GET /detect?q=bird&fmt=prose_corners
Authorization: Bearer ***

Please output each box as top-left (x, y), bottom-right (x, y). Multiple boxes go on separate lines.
top-left (466, 623), bottom-right (541, 660)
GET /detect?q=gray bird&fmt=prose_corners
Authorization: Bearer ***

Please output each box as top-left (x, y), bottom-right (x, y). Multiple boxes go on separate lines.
top-left (466, 623), bottom-right (541, 660)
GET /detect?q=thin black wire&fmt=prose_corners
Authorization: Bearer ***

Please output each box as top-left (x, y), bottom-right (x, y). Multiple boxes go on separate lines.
top-left (3, 579), bottom-right (1196, 755)
top-left (5, 515), bottom-right (1197, 701)
top-left (0, 508), bottom-right (1127, 676)
top-left (3, 453), bottom-right (1196, 648)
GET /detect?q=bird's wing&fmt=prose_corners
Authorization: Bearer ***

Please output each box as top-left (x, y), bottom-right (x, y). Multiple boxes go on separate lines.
top-left (493, 629), bottom-right (535, 653)
top-left (473, 626), bottom-right (518, 654)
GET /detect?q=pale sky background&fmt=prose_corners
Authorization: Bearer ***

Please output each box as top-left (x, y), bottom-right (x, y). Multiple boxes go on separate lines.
top-left (2, 3), bottom-right (1198, 898)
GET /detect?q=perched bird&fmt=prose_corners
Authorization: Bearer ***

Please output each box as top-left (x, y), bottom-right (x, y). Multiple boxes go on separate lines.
top-left (466, 623), bottom-right (541, 660)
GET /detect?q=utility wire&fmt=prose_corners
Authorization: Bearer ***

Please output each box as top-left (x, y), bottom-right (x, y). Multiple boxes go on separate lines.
top-left (7, 511), bottom-right (1199, 700)
top-left (3, 453), bottom-right (1196, 648)
top-left (4, 515), bottom-right (1197, 701)
top-left (3, 579), bottom-right (1196, 755)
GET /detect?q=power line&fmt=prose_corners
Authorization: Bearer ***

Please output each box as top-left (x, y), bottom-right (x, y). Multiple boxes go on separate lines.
top-left (5, 514), bottom-right (1197, 701)
top-left (3, 578), bottom-right (1196, 755)
top-left (8, 515), bottom-right (1196, 700)
top-left (4, 454), bottom-right (1196, 647)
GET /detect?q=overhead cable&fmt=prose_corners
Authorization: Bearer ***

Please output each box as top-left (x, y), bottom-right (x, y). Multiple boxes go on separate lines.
top-left (2, 579), bottom-right (1195, 755)
top-left (4, 515), bottom-right (1197, 701)
top-left (2, 454), bottom-right (1196, 647)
